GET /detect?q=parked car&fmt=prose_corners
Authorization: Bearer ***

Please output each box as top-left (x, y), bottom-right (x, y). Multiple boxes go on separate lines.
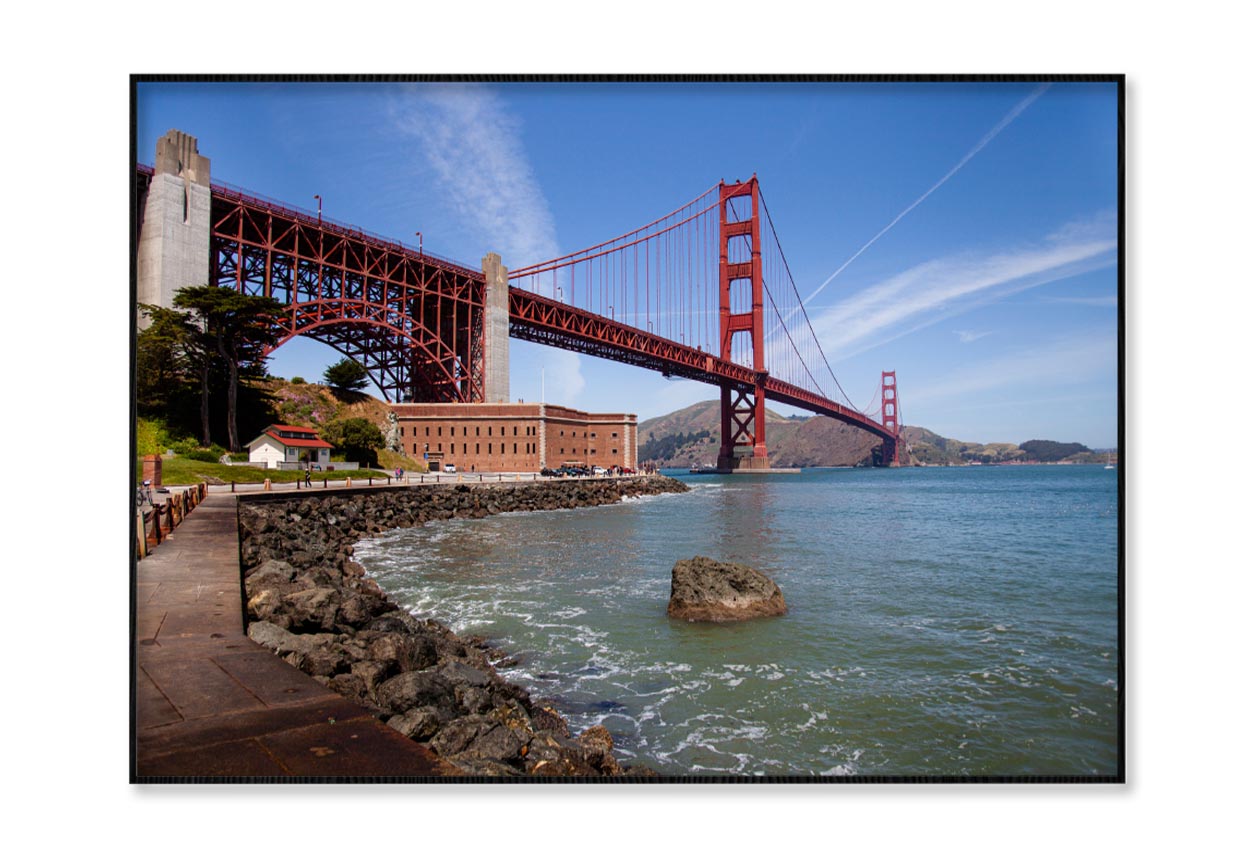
top-left (443, 463), bottom-right (457, 473)
top-left (592, 466), bottom-right (607, 476)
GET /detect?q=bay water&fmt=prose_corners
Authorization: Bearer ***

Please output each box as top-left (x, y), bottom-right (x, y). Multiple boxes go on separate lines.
top-left (354, 466), bottom-right (1120, 777)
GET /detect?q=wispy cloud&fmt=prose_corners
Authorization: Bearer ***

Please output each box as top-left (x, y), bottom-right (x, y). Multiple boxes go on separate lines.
top-left (809, 215), bottom-right (1117, 359)
top-left (909, 333), bottom-right (1115, 405)
top-left (390, 85), bottom-right (560, 267)
top-left (805, 83), bottom-right (1052, 305)
top-left (1039, 295), bottom-right (1118, 308)
top-left (955, 330), bottom-right (993, 343)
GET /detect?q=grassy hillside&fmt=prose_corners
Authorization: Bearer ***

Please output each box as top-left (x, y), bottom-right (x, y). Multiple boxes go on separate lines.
top-left (141, 378), bottom-right (428, 484)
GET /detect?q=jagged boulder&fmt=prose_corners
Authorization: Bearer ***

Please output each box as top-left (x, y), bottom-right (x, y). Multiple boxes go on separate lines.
top-left (667, 556), bottom-right (787, 622)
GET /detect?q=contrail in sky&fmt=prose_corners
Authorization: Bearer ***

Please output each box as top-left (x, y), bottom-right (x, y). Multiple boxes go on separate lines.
top-left (804, 83), bottom-right (1052, 305)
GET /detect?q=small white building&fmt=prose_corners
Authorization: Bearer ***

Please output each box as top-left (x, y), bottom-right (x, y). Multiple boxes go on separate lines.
top-left (247, 424), bottom-right (333, 470)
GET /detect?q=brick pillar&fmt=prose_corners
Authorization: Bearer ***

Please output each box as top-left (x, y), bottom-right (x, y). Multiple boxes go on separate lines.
top-left (142, 455), bottom-right (163, 487)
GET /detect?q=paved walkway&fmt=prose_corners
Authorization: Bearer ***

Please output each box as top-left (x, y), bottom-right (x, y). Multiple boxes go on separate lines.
top-left (134, 493), bottom-right (458, 780)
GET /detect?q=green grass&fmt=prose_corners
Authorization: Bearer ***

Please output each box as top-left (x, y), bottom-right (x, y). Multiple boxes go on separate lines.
top-left (152, 455), bottom-right (390, 485)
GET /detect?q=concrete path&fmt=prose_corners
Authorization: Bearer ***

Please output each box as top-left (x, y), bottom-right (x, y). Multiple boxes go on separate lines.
top-left (134, 493), bottom-right (458, 780)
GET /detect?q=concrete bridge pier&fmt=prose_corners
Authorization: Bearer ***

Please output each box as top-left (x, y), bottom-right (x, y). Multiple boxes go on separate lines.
top-left (137, 130), bottom-right (212, 327)
top-left (481, 252), bottom-right (510, 404)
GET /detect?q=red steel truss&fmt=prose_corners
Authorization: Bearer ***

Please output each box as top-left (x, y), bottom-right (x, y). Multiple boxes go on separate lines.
top-left (206, 177), bottom-right (485, 403)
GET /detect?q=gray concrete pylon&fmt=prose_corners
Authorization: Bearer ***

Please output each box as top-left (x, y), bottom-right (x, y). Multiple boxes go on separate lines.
top-left (481, 252), bottom-right (510, 403)
top-left (137, 130), bottom-right (212, 328)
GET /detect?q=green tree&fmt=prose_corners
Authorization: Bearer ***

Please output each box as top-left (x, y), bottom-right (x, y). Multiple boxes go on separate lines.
top-left (136, 304), bottom-right (197, 414)
top-left (323, 357), bottom-right (369, 394)
top-left (321, 417), bottom-right (385, 467)
top-left (173, 286), bottom-right (284, 452)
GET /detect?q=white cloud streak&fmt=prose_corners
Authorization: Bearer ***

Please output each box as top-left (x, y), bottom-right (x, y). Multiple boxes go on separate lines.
top-left (909, 333), bottom-right (1116, 405)
top-left (955, 330), bottom-right (993, 343)
top-left (390, 85), bottom-right (560, 267)
top-left (1040, 295), bottom-right (1118, 308)
top-left (805, 83), bottom-right (1052, 305)
top-left (810, 220), bottom-right (1117, 360)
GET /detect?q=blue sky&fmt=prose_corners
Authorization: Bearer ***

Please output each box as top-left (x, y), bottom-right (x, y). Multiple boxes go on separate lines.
top-left (136, 79), bottom-right (1118, 447)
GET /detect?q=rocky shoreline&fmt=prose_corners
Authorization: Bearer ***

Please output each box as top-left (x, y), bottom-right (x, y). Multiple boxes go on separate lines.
top-left (237, 475), bottom-right (689, 777)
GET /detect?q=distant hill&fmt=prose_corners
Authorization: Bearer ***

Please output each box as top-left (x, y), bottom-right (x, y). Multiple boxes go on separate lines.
top-left (637, 399), bottom-right (1113, 468)
top-left (637, 400), bottom-right (881, 468)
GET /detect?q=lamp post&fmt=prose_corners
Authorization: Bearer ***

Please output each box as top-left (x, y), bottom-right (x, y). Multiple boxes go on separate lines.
top-left (314, 194), bottom-right (322, 225)
top-left (557, 286), bottom-right (564, 304)
top-left (415, 231), bottom-right (423, 257)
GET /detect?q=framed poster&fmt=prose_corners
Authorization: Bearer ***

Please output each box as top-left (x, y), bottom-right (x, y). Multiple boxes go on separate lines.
top-left (132, 74), bottom-right (1122, 783)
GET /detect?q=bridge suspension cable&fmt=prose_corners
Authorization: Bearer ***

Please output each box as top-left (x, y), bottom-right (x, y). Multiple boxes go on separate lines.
top-left (508, 179), bottom-right (881, 423)
top-left (508, 184), bottom-right (722, 356)
top-left (757, 189), bottom-right (865, 414)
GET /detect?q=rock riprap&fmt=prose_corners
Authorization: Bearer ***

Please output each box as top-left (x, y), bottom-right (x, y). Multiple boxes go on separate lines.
top-left (667, 556), bottom-right (787, 622)
top-left (238, 477), bottom-right (687, 777)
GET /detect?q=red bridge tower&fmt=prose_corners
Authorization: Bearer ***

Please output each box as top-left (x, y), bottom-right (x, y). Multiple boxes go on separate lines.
top-left (716, 178), bottom-right (770, 471)
top-left (880, 370), bottom-right (901, 467)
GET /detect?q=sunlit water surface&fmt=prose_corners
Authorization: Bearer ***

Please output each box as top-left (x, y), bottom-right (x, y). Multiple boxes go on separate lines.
top-left (355, 466), bottom-right (1119, 777)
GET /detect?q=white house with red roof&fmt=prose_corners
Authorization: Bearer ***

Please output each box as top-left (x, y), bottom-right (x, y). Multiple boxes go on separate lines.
top-left (247, 424), bottom-right (333, 470)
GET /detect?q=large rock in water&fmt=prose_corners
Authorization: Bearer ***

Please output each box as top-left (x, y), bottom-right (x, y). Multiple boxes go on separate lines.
top-left (667, 556), bottom-right (787, 622)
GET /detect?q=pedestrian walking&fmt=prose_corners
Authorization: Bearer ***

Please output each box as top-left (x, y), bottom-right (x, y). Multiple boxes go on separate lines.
top-left (304, 466), bottom-right (312, 487)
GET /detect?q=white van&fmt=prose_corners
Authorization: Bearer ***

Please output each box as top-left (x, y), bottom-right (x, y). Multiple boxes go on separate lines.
top-left (443, 463), bottom-right (457, 473)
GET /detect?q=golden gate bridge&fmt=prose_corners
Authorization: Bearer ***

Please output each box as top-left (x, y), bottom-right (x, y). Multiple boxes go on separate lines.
top-left (135, 136), bottom-right (904, 469)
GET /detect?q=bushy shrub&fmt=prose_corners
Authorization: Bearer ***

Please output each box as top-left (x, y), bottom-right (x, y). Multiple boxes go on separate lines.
top-left (290, 376), bottom-right (306, 385)
top-left (136, 417), bottom-right (173, 456)
top-left (183, 448), bottom-right (220, 462)
top-left (170, 437), bottom-right (201, 455)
